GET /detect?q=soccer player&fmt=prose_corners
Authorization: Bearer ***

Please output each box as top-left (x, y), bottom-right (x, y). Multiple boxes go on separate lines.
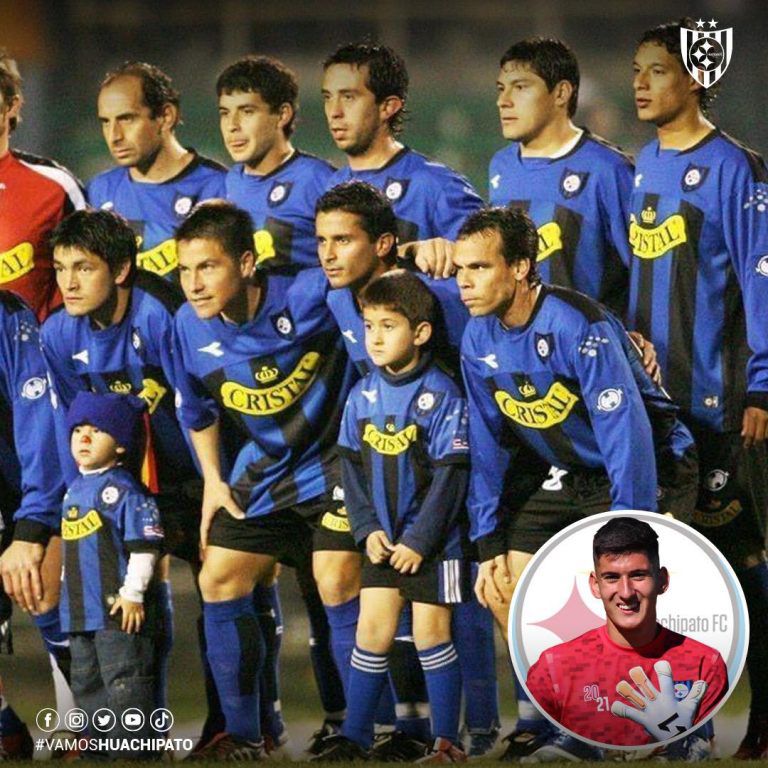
top-left (87, 61), bottom-right (226, 281)
top-left (0, 48), bottom-right (85, 321)
top-left (219, 55), bottom-right (335, 273)
top-left (315, 270), bottom-right (470, 763)
top-left (628, 19), bottom-right (768, 758)
top-left (455, 206), bottom-right (699, 759)
top-left (172, 201), bottom-right (356, 760)
top-left (527, 517), bottom-right (727, 747)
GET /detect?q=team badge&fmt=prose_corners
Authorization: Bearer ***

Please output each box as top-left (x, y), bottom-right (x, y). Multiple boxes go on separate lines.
top-left (332, 485), bottom-right (345, 502)
top-left (756, 256), bottom-right (768, 277)
top-left (560, 169), bottom-right (589, 199)
top-left (535, 333), bottom-right (553, 361)
top-left (268, 182), bottom-right (293, 207)
top-left (174, 195), bottom-right (194, 216)
top-left (680, 21), bottom-right (733, 89)
top-left (131, 329), bottom-right (142, 351)
top-left (597, 388), bottom-right (623, 412)
top-left (101, 486), bottom-right (119, 505)
top-left (705, 469), bottom-right (729, 492)
top-left (673, 681), bottom-right (693, 700)
top-left (415, 390), bottom-right (442, 417)
top-left (273, 314), bottom-right (293, 336)
top-left (384, 178), bottom-right (409, 202)
top-left (681, 163), bottom-right (709, 192)
top-left (21, 377), bottom-right (46, 400)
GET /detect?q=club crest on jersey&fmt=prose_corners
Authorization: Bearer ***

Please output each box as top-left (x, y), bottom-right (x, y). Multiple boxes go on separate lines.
top-left (681, 163), bottom-right (709, 192)
top-left (681, 22), bottom-right (733, 89)
top-left (535, 333), bottom-right (553, 361)
top-left (21, 376), bottom-right (46, 400)
top-left (705, 469), bottom-right (729, 492)
top-left (756, 256), bottom-right (768, 277)
top-left (101, 486), bottom-right (120, 505)
top-left (415, 390), bottom-right (442, 416)
top-left (629, 210), bottom-right (688, 259)
top-left (268, 181), bottom-right (293, 206)
top-left (363, 423), bottom-right (418, 455)
top-left (596, 388), bottom-right (623, 412)
top-left (272, 313), bottom-right (294, 337)
top-left (62, 509), bottom-right (103, 540)
top-left (384, 178), bottom-right (409, 202)
top-left (560, 169), bottom-right (589, 199)
top-left (173, 195), bottom-right (195, 217)
top-left (495, 381), bottom-right (579, 429)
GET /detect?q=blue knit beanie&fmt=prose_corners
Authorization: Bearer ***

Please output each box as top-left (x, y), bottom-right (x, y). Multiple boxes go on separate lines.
top-left (67, 391), bottom-right (146, 451)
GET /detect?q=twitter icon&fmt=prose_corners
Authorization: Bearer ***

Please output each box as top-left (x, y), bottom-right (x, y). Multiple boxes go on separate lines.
top-left (93, 708), bottom-right (116, 732)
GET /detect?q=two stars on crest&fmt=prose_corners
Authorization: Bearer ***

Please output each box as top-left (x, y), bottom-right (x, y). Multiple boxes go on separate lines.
top-left (695, 19), bottom-right (719, 29)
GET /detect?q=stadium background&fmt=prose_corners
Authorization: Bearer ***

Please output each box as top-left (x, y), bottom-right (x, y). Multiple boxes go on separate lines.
top-left (0, 0), bottom-right (763, 745)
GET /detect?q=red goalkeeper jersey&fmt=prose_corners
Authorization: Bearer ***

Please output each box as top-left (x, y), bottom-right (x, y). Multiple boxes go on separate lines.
top-left (526, 625), bottom-right (728, 746)
top-left (0, 150), bottom-right (85, 321)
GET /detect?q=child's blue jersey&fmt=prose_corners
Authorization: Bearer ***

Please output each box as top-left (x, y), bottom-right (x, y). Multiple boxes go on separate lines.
top-left (86, 152), bottom-right (226, 281)
top-left (489, 131), bottom-right (633, 316)
top-left (0, 291), bottom-right (63, 538)
top-left (338, 359), bottom-right (468, 559)
top-left (327, 148), bottom-right (482, 242)
top-left (326, 270), bottom-right (469, 377)
top-left (462, 285), bottom-right (695, 550)
top-left (41, 273), bottom-right (195, 487)
top-left (225, 151), bottom-right (335, 273)
top-left (59, 466), bottom-right (163, 633)
top-left (627, 130), bottom-right (768, 432)
top-left (172, 268), bottom-right (355, 517)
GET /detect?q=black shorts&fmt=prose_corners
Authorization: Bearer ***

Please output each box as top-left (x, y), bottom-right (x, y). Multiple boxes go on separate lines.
top-left (155, 479), bottom-right (203, 564)
top-left (361, 557), bottom-right (470, 606)
top-left (689, 428), bottom-right (768, 562)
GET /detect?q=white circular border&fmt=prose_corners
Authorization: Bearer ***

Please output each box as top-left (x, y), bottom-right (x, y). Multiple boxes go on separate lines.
top-left (508, 510), bottom-right (749, 750)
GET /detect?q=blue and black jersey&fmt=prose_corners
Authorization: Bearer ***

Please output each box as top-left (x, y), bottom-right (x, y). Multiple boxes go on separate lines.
top-left (338, 357), bottom-right (468, 560)
top-left (0, 291), bottom-right (63, 539)
top-left (326, 270), bottom-right (469, 377)
top-left (86, 151), bottom-right (226, 281)
top-left (59, 466), bottom-right (163, 633)
top-left (462, 285), bottom-right (694, 552)
top-left (172, 267), bottom-right (355, 517)
top-left (627, 130), bottom-right (768, 432)
top-left (489, 130), bottom-right (633, 316)
top-left (40, 273), bottom-right (194, 488)
top-left (226, 150), bottom-right (335, 273)
top-left (328, 147), bottom-right (482, 243)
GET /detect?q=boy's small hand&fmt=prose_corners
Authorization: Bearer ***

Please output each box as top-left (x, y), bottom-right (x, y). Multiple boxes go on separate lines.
top-left (366, 530), bottom-right (394, 564)
top-left (110, 596), bottom-right (145, 634)
top-left (389, 543), bottom-right (423, 574)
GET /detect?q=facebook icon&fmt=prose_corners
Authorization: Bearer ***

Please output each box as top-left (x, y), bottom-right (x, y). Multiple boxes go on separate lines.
top-left (35, 708), bottom-right (60, 733)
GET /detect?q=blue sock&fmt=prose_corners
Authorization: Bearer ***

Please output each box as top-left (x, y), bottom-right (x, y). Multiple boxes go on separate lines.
top-left (388, 609), bottom-right (429, 739)
top-left (739, 562), bottom-right (768, 714)
top-left (324, 597), bottom-right (360, 693)
top-left (419, 643), bottom-right (462, 743)
top-left (341, 646), bottom-right (389, 748)
top-left (253, 584), bottom-right (285, 740)
top-left (514, 673), bottom-right (547, 731)
top-left (33, 607), bottom-right (71, 683)
top-left (204, 596), bottom-right (264, 742)
top-left (153, 581), bottom-right (174, 709)
top-left (453, 593), bottom-right (499, 731)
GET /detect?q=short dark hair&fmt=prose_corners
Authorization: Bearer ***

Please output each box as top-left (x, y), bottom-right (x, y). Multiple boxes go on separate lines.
top-left (500, 37), bottom-right (580, 117)
top-left (457, 206), bottom-right (540, 285)
top-left (593, 517), bottom-right (660, 570)
top-left (50, 209), bottom-right (137, 279)
top-left (359, 269), bottom-right (435, 329)
top-left (0, 48), bottom-right (22, 132)
top-left (637, 18), bottom-right (715, 114)
top-left (316, 181), bottom-right (398, 262)
top-left (216, 56), bottom-right (299, 138)
top-left (175, 200), bottom-right (254, 262)
top-left (323, 42), bottom-right (409, 135)
top-left (100, 61), bottom-right (181, 125)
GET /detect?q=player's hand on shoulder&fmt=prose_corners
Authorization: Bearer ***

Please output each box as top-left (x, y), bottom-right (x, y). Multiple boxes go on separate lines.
top-left (0, 540), bottom-right (45, 614)
top-left (200, 479), bottom-right (245, 549)
top-left (742, 405), bottom-right (768, 448)
top-left (399, 238), bottom-right (455, 279)
top-left (628, 331), bottom-right (662, 386)
top-left (366, 530), bottom-right (394, 565)
top-left (389, 543), bottom-right (423, 574)
top-left (110, 595), bottom-right (145, 634)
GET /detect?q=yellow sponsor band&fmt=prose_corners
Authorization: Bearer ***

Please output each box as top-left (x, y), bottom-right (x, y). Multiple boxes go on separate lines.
top-left (495, 381), bottom-right (579, 429)
top-left (138, 378), bottom-right (167, 414)
top-left (62, 509), bottom-right (103, 540)
top-left (137, 238), bottom-right (178, 276)
top-left (629, 213), bottom-right (687, 259)
top-left (536, 222), bottom-right (563, 262)
top-left (321, 509), bottom-right (351, 532)
top-left (362, 424), bottom-right (418, 456)
top-left (221, 351), bottom-right (321, 416)
top-left (254, 229), bottom-right (276, 265)
top-left (0, 242), bottom-right (34, 284)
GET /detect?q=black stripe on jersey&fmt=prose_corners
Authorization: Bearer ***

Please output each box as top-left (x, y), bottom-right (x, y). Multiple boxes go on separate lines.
top-left (718, 131), bottom-right (768, 182)
top-left (295, 150), bottom-right (337, 174)
top-left (195, 153), bottom-right (228, 173)
top-left (202, 366), bottom-right (252, 443)
top-left (0, 290), bottom-right (31, 315)
top-left (231, 455), bottom-right (279, 512)
top-left (65, 537), bottom-right (86, 631)
top-left (549, 206), bottom-right (583, 290)
top-left (665, 200), bottom-right (704, 417)
top-left (382, 415), bottom-right (401, 536)
top-left (600, 245), bottom-right (629, 318)
top-left (532, 417), bottom-right (585, 471)
top-left (133, 271), bottom-right (185, 313)
top-left (634, 193), bottom-right (660, 341)
top-left (544, 285), bottom-right (605, 323)
top-left (397, 219), bottom-right (419, 245)
top-left (98, 517), bottom-right (123, 627)
top-left (721, 272), bottom-right (748, 431)
top-left (584, 132), bottom-right (635, 166)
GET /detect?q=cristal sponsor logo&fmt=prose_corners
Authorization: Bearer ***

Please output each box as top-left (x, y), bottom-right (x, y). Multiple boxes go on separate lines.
top-left (253, 229), bottom-right (276, 265)
top-left (0, 242), bottom-right (35, 283)
top-left (220, 351), bottom-right (321, 415)
top-left (693, 499), bottom-right (742, 527)
top-left (518, 380), bottom-right (537, 398)
top-left (138, 378), bottom-right (167, 414)
top-left (629, 212), bottom-right (688, 259)
top-left (61, 509), bottom-right (103, 540)
top-left (321, 509), bottom-right (351, 532)
top-left (536, 222), bottom-right (563, 262)
top-left (138, 238), bottom-right (178, 276)
top-left (255, 365), bottom-right (279, 384)
top-left (494, 382), bottom-right (579, 429)
top-left (363, 423), bottom-right (418, 455)
top-left (109, 380), bottom-right (133, 394)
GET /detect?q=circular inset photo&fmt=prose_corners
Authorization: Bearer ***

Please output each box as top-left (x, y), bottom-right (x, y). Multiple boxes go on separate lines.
top-left (509, 511), bottom-right (748, 749)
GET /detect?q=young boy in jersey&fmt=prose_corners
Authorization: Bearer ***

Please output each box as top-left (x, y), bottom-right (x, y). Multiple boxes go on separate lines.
top-left (315, 270), bottom-right (470, 763)
top-left (61, 391), bottom-right (163, 753)
top-left (527, 517), bottom-right (727, 748)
